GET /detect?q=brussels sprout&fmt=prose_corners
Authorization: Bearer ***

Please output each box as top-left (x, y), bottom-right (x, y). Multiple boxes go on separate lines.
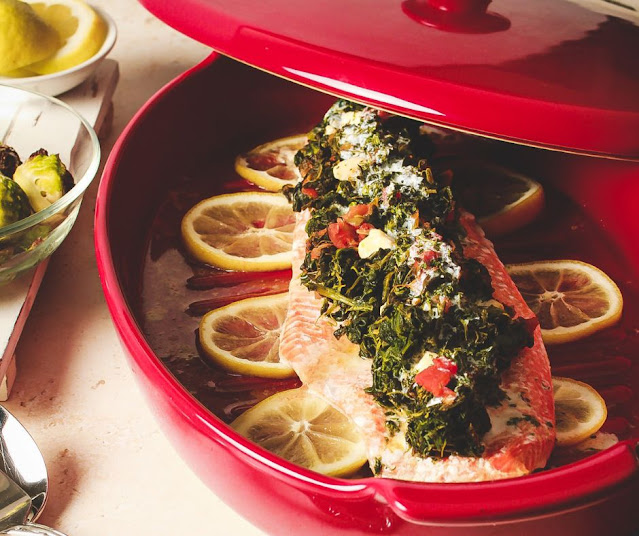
top-left (13, 150), bottom-right (74, 213)
top-left (0, 174), bottom-right (32, 228)
top-left (0, 144), bottom-right (21, 178)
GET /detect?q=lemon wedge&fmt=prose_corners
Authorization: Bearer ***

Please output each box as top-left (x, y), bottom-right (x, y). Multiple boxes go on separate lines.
top-left (0, 66), bottom-right (38, 78)
top-left (199, 292), bottom-right (295, 379)
top-left (232, 388), bottom-right (368, 477)
top-left (181, 192), bottom-right (295, 271)
top-left (507, 260), bottom-right (623, 344)
top-left (0, 0), bottom-right (60, 74)
top-left (26, 0), bottom-right (106, 75)
top-left (235, 134), bottom-right (307, 192)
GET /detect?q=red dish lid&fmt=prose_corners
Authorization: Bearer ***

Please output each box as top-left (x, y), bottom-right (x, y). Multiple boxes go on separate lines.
top-left (140, 0), bottom-right (639, 159)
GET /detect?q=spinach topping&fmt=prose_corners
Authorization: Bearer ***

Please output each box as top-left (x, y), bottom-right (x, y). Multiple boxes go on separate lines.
top-left (285, 100), bottom-right (534, 458)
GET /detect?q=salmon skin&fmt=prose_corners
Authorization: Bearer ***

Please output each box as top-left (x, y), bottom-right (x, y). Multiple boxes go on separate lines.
top-left (280, 102), bottom-right (555, 482)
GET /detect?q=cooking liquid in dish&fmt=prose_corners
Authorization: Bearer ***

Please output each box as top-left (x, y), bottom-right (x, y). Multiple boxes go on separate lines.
top-left (137, 141), bottom-right (639, 475)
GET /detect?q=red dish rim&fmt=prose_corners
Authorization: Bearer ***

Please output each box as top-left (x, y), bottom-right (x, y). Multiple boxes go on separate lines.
top-left (94, 52), bottom-right (639, 524)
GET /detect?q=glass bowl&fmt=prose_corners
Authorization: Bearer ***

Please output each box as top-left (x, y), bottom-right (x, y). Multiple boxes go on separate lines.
top-left (0, 84), bottom-right (100, 283)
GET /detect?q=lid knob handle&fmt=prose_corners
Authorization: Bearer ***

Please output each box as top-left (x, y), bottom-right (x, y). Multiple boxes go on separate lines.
top-left (426, 0), bottom-right (490, 15)
top-left (402, 0), bottom-right (510, 33)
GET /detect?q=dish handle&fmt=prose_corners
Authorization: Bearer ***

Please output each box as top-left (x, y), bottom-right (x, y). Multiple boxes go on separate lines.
top-left (369, 441), bottom-right (639, 524)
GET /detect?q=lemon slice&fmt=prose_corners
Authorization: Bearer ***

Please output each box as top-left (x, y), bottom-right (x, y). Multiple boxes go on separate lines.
top-left (199, 292), bottom-right (295, 379)
top-left (181, 192), bottom-right (295, 271)
top-left (507, 260), bottom-right (623, 344)
top-left (26, 0), bottom-right (107, 75)
top-left (447, 160), bottom-right (545, 236)
top-left (235, 134), bottom-right (307, 191)
top-left (231, 388), bottom-right (368, 477)
top-left (553, 377), bottom-right (607, 447)
top-left (0, 0), bottom-right (60, 74)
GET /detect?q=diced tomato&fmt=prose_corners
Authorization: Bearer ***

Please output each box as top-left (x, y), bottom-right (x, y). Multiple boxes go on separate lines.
top-left (328, 219), bottom-right (359, 249)
top-left (343, 203), bottom-right (373, 226)
top-left (421, 249), bottom-right (439, 264)
top-left (326, 205), bottom-right (375, 249)
top-left (415, 357), bottom-right (458, 398)
top-left (302, 187), bottom-right (319, 198)
top-left (356, 222), bottom-right (374, 238)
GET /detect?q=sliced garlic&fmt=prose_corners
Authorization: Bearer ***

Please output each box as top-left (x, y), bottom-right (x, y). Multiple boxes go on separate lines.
top-left (333, 157), bottom-right (366, 181)
top-left (358, 229), bottom-right (396, 259)
top-left (340, 111), bottom-right (362, 125)
top-left (413, 351), bottom-right (438, 374)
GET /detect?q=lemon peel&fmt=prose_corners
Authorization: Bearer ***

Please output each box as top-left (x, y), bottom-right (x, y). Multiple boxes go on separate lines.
top-left (0, 0), bottom-right (60, 74)
top-left (26, 0), bottom-right (107, 74)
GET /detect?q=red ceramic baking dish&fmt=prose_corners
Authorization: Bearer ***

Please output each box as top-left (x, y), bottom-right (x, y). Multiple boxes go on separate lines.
top-left (95, 1), bottom-right (639, 534)
top-left (95, 54), bottom-right (639, 535)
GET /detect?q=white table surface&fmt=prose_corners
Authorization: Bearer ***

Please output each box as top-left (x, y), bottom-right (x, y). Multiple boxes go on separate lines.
top-left (4, 2), bottom-right (267, 534)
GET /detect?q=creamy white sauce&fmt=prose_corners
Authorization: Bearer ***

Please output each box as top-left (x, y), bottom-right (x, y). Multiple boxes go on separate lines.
top-left (483, 389), bottom-right (533, 444)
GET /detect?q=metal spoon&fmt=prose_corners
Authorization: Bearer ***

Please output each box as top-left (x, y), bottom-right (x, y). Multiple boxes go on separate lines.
top-left (0, 405), bottom-right (68, 536)
top-left (0, 526), bottom-right (67, 536)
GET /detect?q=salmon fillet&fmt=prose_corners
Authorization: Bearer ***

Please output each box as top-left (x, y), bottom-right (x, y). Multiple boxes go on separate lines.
top-left (280, 207), bottom-right (555, 482)
top-left (279, 100), bottom-right (555, 482)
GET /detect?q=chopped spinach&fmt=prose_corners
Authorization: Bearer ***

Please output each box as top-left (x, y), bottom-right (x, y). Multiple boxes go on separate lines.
top-left (285, 100), bottom-right (534, 458)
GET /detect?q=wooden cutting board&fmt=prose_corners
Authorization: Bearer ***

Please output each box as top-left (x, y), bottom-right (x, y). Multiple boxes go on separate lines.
top-left (0, 59), bottom-right (119, 400)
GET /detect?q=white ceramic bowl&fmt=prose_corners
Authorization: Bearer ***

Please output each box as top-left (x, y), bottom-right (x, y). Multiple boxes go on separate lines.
top-left (0, 6), bottom-right (117, 97)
